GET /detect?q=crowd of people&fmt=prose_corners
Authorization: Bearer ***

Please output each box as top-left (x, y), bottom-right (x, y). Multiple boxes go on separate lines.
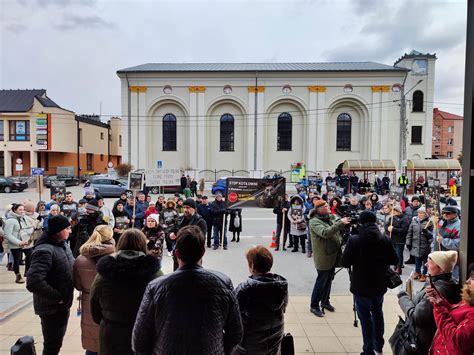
top-left (0, 170), bottom-right (472, 355)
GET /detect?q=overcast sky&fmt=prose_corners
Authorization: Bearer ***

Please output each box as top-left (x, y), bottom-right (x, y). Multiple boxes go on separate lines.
top-left (0, 0), bottom-right (467, 118)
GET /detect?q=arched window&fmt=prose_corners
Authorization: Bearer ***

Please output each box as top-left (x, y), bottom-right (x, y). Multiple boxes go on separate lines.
top-left (336, 113), bottom-right (351, 151)
top-left (220, 114), bottom-right (234, 151)
top-left (277, 112), bottom-right (292, 151)
top-left (163, 113), bottom-right (177, 151)
top-left (412, 90), bottom-right (424, 112)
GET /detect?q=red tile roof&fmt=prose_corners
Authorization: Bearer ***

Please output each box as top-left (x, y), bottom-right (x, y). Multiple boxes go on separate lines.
top-left (433, 108), bottom-right (463, 120)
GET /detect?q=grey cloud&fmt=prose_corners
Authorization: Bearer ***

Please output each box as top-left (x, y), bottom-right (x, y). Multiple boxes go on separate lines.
top-left (54, 14), bottom-right (116, 31)
top-left (17, 0), bottom-right (95, 7)
top-left (4, 23), bottom-right (28, 34)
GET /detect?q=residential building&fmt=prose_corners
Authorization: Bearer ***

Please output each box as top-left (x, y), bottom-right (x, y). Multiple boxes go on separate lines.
top-left (117, 50), bottom-right (436, 175)
top-left (0, 89), bottom-right (122, 176)
top-left (432, 108), bottom-right (463, 159)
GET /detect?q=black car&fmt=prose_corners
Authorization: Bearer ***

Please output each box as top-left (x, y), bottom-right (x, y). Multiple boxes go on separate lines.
top-left (44, 175), bottom-right (80, 187)
top-left (0, 176), bottom-right (28, 193)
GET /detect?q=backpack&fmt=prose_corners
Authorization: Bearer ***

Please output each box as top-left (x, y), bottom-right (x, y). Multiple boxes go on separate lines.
top-left (233, 214), bottom-right (240, 229)
top-left (10, 336), bottom-right (36, 355)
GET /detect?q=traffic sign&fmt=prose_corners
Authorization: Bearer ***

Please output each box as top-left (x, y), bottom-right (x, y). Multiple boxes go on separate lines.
top-left (31, 168), bottom-right (45, 176)
top-left (15, 164), bottom-right (23, 171)
top-left (16, 158), bottom-right (22, 164)
top-left (157, 160), bottom-right (163, 169)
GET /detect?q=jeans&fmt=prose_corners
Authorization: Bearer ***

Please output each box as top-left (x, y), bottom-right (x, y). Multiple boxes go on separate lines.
top-left (212, 224), bottom-right (227, 247)
top-left (354, 294), bottom-right (385, 354)
top-left (392, 243), bottom-right (404, 268)
top-left (11, 248), bottom-right (32, 275)
top-left (415, 255), bottom-right (428, 274)
top-left (310, 267), bottom-right (335, 309)
top-left (40, 310), bottom-right (70, 355)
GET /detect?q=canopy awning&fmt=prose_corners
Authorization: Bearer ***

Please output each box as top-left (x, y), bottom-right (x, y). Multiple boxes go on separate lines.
top-left (342, 160), bottom-right (396, 171)
top-left (406, 159), bottom-right (461, 171)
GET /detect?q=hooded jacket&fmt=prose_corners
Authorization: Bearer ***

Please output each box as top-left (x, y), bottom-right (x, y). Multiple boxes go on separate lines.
top-left (4, 210), bottom-right (34, 250)
top-left (234, 274), bottom-right (288, 355)
top-left (398, 273), bottom-right (462, 354)
top-left (309, 213), bottom-right (344, 270)
top-left (26, 232), bottom-right (75, 316)
top-left (384, 213), bottom-right (410, 244)
top-left (73, 240), bottom-right (115, 352)
top-left (287, 195), bottom-right (306, 236)
top-left (342, 222), bottom-right (398, 297)
top-left (132, 264), bottom-right (242, 355)
top-left (90, 250), bottom-right (162, 355)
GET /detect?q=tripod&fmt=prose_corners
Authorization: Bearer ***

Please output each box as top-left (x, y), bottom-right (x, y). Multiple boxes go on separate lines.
top-left (334, 266), bottom-right (358, 327)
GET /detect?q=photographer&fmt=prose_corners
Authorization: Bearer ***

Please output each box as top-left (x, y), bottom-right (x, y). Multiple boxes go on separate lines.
top-left (342, 211), bottom-right (397, 355)
top-left (309, 200), bottom-right (350, 317)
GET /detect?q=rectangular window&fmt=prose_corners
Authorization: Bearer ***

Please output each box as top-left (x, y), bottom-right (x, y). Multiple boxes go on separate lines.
top-left (86, 153), bottom-right (93, 170)
top-left (411, 126), bottom-right (422, 144)
top-left (119, 135), bottom-right (122, 147)
top-left (9, 120), bottom-right (30, 141)
top-left (0, 120), bottom-right (4, 141)
top-left (447, 151), bottom-right (453, 158)
top-left (79, 128), bottom-right (83, 147)
top-left (447, 138), bottom-right (453, 145)
top-left (100, 132), bottom-right (104, 140)
top-left (447, 126), bottom-right (454, 133)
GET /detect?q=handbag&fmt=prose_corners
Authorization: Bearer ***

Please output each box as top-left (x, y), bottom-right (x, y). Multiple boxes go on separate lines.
top-left (388, 316), bottom-right (418, 355)
top-left (386, 267), bottom-right (402, 289)
top-left (296, 221), bottom-right (307, 231)
top-left (10, 335), bottom-right (36, 355)
top-left (281, 333), bottom-right (294, 355)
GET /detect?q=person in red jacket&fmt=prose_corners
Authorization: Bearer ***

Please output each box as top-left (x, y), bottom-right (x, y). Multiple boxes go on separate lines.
top-left (144, 201), bottom-right (157, 220)
top-left (426, 263), bottom-right (474, 355)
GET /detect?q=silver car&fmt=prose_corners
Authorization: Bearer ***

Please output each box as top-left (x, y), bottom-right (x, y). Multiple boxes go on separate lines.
top-left (90, 177), bottom-right (128, 197)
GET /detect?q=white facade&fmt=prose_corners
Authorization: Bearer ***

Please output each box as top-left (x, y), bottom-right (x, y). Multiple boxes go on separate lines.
top-left (117, 51), bottom-right (436, 175)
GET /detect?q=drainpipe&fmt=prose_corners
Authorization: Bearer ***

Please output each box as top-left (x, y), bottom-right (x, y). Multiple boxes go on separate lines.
top-left (125, 73), bottom-right (132, 164)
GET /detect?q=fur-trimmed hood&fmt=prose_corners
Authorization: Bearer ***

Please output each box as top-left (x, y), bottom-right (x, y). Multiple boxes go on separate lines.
top-left (96, 250), bottom-right (161, 281)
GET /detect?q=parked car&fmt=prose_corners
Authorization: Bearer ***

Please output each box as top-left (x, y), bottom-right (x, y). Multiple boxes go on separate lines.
top-left (0, 176), bottom-right (28, 193)
top-left (90, 177), bottom-right (128, 197)
top-left (44, 175), bottom-right (80, 187)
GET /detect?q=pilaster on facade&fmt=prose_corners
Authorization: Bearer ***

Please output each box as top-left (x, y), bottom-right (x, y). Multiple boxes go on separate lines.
top-left (256, 91), bottom-right (265, 171)
top-left (197, 92), bottom-right (206, 171)
top-left (380, 91), bottom-right (390, 159)
top-left (138, 92), bottom-right (147, 170)
top-left (188, 91), bottom-right (198, 170)
top-left (4, 151), bottom-right (11, 176)
top-left (247, 91), bottom-right (256, 171)
top-left (315, 91), bottom-right (326, 170)
top-left (30, 151), bottom-right (38, 169)
top-left (370, 90), bottom-right (382, 159)
top-left (307, 90), bottom-right (318, 171)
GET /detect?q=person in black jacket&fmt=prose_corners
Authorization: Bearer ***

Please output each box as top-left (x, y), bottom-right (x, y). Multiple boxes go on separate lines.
top-left (132, 225), bottom-right (243, 355)
top-left (384, 205), bottom-right (410, 275)
top-left (273, 194), bottom-right (291, 251)
top-left (197, 196), bottom-right (213, 248)
top-left (211, 193), bottom-right (228, 250)
top-left (26, 215), bottom-right (74, 355)
top-left (342, 211), bottom-right (398, 355)
top-left (234, 246), bottom-right (288, 354)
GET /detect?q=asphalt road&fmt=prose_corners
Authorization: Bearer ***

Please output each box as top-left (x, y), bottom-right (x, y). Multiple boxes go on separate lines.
top-left (0, 185), bottom-right (420, 296)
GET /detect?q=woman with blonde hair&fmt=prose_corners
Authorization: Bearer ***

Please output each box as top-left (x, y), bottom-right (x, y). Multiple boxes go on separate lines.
top-left (90, 229), bottom-right (162, 355)
top-left (73, 225), bottom-right (115, 355)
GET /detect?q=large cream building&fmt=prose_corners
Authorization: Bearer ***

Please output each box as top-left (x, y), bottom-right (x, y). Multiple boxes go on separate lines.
top-left (117, 50), bottom-right (436, 175)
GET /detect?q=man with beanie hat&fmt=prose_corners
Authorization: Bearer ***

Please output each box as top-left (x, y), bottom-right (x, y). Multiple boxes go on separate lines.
top-left (168, 198), bottom-right (207, 270)
top-left (396, 250), bottom-right (461, 354)
top-left (342, 210), bottom-right (397, 355)
top-left (309, 201), bottom-right (350, 317)
top-left (26, 215), bottom-right (74, 355)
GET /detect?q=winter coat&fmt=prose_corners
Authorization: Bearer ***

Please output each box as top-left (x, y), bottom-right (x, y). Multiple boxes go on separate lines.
top-left (176, 212), bottom-right (207, 237)
top-left (384, 213), bottom-right (410, 244)
top-left (124, 202), bottom-right (145, 229)
top-left (69, 212), bottom-right (107, 258)
top-left (73, 240), bottom-right (115, 352)
top-left (144, 206), bottom-right (157, 220)
top-left (112, 209), bottom-right (130, 242)
top-left (432, 217), bottom-right (460, 252)
top-left (132, 264), bottom-right (243, 355)
top-left (398, 273), bottom-right (462, 354)
top-left (272, 200), bottom-right (290, 226)
top-left (4, 211), bottom-right (34, 250)
top-left (430, 301), bottom-right (474, 355)
top-left (309, 214), bottom-right (344, 271)
top-left (197, 203), bottom-right (213, 227)
top-left (60, 201), bottom-right (78, 218)
top-left (342, 222), bottom-right (398, 297)
top-left (100, 205), bottom-right (115, 228)
top-left (211, 200), bottom-right (227, 226)
top-left (404, 205), bottom-right (420, 220)
top-left (90, 250), bottom-right (162, 355)
top-left (233, 274), bottom-right (288, 355)
top-left (142, 226), bottom-right (165, 260)
top-left (26, 232), bottom-right (75, 316)
top-left (406, 216), bottom-right (433, 258)
top-left (287, 196), bottom-right (306, 236)
top-left (228, 209), bottom-right (242, 233)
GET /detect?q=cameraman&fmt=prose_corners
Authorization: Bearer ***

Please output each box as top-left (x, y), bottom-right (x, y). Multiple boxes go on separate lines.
top-left (309, 200), bottom-right (350, 317)
top-left (342, 211), bottom-right (397, 355)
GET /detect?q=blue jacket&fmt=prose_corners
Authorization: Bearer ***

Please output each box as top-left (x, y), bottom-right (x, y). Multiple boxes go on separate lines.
top-left (125, 203), bottom-right (145, 229)
top-left (197, 203), bottom-right (213, 225)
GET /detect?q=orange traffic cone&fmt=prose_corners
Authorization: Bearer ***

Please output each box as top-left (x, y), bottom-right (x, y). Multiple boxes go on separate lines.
top-left (269, 231), bottom-right (277, 248)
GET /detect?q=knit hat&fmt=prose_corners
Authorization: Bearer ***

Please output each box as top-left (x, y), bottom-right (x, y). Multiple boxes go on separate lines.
top-left (428, 251), bottom-right (458, 272)
top-left (359, 210), bottom-right (377, 224)
top-left (314, 200), bottom-right (327, 209)
top-left (95, 194), bottom-right (103, 201)
top-left (48, 215), bottom-right (71, 234)
top-left (86, 199), bottom-right (100, 212)
top-left (411, 195), bottom-right (420, 202)
top-left (183, 198), bottom-right (196, 210)
top-left (84, 187), bottom-right (94, 196)
top-left (147, 213), bottom-right (160, 225)
top-left (417, 206), bottom-right (427, 214)
top-left (92, 225), bottom-right (114, 242)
